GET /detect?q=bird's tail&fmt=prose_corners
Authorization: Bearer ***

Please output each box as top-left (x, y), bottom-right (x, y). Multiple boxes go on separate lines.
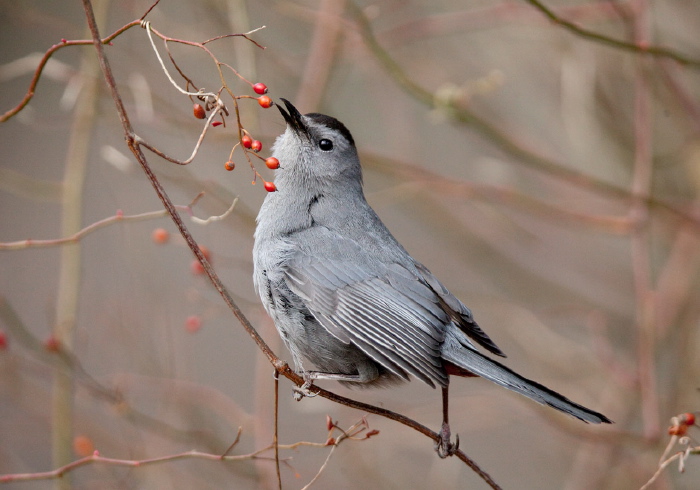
top-left (442, 332), bottom-right (612, 424)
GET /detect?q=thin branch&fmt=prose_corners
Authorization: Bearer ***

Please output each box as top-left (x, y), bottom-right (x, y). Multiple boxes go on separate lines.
top-left (525, 0), bottom-right (700, 68)
top-left (202, 27), bottom-right (268, 48)
top-left (0, 195), bottom-right (231, 250)
top-left (273, 371), bottom-right (282, 490)
top-left (142, 21), bottom-right (218, 99)
top-left (0, 20), bottom-right (141, 122)
top-left (191, 197), bottom-right (238, 224)
top-left (0, 443), bottom-right (301, 483)
top-left (0, 419), bottom-right (379, 484)
top-left (640, 442), bottom-right (699, 490)
top-left (301, 445), bottom-right (337, 490)
top-left (135, 100), bottom-right (222, 166)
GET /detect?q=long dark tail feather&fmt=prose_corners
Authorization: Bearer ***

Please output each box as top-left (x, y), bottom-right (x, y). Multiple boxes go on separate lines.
top-left (443, 346), bottom-right (613, 424)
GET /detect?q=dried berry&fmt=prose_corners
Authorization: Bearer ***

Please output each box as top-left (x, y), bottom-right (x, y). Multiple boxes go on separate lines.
top-left (668, 425), bottom-right (688, 436)
top-left (224, 160), bottom-right (235, 171)
top-left (212, 121), bottom-right (223, 127)
top-left (193, 103), bottom-right (206, 119)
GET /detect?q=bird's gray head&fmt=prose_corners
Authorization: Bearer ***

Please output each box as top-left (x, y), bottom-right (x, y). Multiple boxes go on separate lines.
top-left (272, 99), bottom-right (362, 188)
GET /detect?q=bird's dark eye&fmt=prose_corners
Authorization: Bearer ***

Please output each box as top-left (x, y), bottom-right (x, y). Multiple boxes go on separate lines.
top-left (319, 139), bottom-right (333, 151)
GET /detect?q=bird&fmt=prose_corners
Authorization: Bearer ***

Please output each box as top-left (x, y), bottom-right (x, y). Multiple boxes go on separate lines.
top-left (253, 98), bottom-right (612, 457)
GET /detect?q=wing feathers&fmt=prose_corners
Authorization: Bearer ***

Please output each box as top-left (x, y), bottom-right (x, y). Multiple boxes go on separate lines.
top-left (284, 253), bottom-right (450, 387)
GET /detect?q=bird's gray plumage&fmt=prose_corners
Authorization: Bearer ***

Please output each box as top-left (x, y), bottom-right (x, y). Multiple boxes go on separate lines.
top-left (253, 99), bottom-right (611, 425)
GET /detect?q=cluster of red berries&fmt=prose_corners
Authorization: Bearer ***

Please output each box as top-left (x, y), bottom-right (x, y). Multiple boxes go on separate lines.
top-left (190, 81), bottom-right (279, 193)
top-left (668, 412), bottom-right (696, 436)
top-left (192, 83), bottom-right (273, 121)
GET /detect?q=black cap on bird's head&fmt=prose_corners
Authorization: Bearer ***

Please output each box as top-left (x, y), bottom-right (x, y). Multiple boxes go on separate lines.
top-left (277, 98), bottom-right (355, 148)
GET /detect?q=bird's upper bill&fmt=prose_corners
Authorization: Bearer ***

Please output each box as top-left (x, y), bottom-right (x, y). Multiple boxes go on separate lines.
top-left (277, 98), bottom-right (310, 140)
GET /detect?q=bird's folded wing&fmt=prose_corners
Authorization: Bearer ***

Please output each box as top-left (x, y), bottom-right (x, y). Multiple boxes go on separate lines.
top-left (283, 250), bottom-right (450, 388)
top-left (414, 263), bottom-right (505, 357)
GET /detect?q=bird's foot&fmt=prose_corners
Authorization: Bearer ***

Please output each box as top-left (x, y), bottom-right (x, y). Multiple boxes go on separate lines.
top-left (435, 421), bottom-right (459, 458)
top-left (292, 377), bottom-right (318, 401)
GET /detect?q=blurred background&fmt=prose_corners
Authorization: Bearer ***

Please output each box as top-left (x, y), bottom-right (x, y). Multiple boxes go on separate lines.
top-left (1, 0), bottom-right (699, 488)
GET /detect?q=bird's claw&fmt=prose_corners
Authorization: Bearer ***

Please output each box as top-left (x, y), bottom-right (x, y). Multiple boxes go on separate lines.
top-left (435, 423), bottom-right (459, 458)
top-left (292, 378), bottom-right (318, 401)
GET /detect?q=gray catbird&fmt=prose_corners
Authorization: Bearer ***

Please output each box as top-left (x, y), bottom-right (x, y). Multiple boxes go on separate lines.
top-left (253, 99), bottom-right (612, 456)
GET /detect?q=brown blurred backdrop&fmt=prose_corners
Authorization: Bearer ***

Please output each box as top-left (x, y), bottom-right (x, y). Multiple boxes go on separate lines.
top-left (1, 0), bottom-right (699, 488)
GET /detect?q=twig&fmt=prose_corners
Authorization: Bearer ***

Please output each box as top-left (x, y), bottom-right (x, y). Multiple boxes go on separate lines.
top-left (525, 0), bottom-right (700, 68)
top-left (202, 27), bottom-right (268, 48)
top-left (0, 195), bottom-right (233, 250)
top-left (191, 197), bottom-right (238, 224)
top-left (0, 418), bottom-right (378, 484)
top-left (0, 444), bottom-right (298, 483)
top-left (142, 20), bottom-right (218, 99)
top-left (640, 441), bottom-right (699, 490)
top-left (273, 370), bottom-right (282, 490)
top-left (301, 445), bottom-right (337, 490)
top-left (0, 20), bottom-right (141, 122)
top-left (220, 427), bottom-right (243, 458)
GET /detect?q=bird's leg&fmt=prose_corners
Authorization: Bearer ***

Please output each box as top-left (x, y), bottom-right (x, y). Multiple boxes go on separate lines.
top-left (292, 371), bottom-right (364, 401)
top-left (436, 385), bottom-right (459, 458)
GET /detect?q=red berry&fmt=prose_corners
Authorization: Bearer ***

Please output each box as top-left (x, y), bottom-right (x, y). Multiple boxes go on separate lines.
top-left (185, 315), bottom-right (202, 333)
top-left (190, 260), bottom-right (205, 275)
top-left (73, 435), bottom-right (95, 457)
top-left (151, 228), bottom-right (169, 244)
top-left (224, 160), bottom-right (235, 171)
top-left (251, 140), bottom-right (263, 152)
top-left (198, 245), bottom-right (212, 261)
top-left (265, 157), bottom-right (280, 169)
top-left (193, 103), bottom-right (206, 119)
top-left (0, 330), bottom-right (7, 350)
top-left (253, 82), bottom-right (268, 95)
top-left (45, 336), bottom-right (60, 352)
top-left (264, 181), bottom-right (277, 192)
top-left (682, 412), bottom-right (696, 426)
top-left (257, 95), bottom-right (273, 108)
top-left (212, 121), bottom-right (223, 127)
top-left (241, 134), bottom-right (253, 149)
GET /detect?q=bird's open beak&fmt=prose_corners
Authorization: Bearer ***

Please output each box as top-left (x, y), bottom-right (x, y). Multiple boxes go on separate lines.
top-left (277, 98), bottom-right (310, 140)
